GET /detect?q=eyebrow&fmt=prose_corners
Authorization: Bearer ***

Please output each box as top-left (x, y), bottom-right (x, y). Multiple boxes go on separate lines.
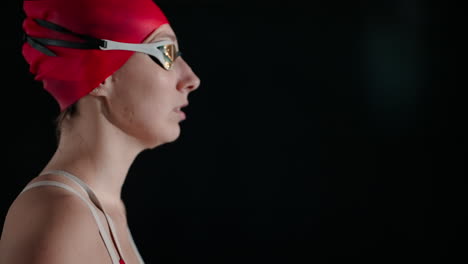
top-left (154, 33), bottom-right (177, 43)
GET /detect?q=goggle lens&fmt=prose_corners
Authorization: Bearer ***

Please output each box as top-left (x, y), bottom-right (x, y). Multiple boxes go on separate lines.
top-left (153, 44), bottom-right (182, 70)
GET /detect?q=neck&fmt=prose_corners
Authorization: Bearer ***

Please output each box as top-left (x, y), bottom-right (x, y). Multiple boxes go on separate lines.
top-left (41, 106), bottom-right (147, 207)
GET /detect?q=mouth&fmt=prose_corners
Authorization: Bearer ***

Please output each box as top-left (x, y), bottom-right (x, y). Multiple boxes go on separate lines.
top-left (174, 109), bottom-right (186, 120)
top-left (174, 103), bottom-right (188, 120)
top-left (174, 102), bottom-right (189, 112)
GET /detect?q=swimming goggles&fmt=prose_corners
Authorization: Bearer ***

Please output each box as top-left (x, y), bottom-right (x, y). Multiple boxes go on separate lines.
top-left (25, 19), bottom-right (181, 70)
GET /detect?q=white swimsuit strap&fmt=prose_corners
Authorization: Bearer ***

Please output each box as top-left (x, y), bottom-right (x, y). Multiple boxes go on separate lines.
top-left (39, 170), bottom-right (126, 259)
top-left (107, 215), bottom-right (146, 264)
top-left (39, 170), bottom-right (145, 264)
top-left (20, 180), bottom-right (121, 264)
top-left (126, 224), bottom-right (146, 264)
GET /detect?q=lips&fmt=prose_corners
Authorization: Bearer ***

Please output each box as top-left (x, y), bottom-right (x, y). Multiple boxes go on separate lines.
top-left (174, 106), bottom-right (186, 120)
top-left (174, 102), bottom-right (188, 112)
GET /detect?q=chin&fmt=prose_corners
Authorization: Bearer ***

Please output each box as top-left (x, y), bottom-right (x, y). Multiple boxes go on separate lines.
top-left (147, 126), bottom-right (181, 149)
top-left (167, 126), bottom-right (182, 143)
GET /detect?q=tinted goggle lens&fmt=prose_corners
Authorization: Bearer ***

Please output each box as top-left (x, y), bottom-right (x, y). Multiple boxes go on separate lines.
top-left (150, 44), bottom-right (182, 70)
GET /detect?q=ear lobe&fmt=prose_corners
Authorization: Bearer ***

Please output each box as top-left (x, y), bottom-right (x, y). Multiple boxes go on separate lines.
top-left (91, 75), bottom-right (112, 96)
top-left (91, 87), bottom-right (100, 95)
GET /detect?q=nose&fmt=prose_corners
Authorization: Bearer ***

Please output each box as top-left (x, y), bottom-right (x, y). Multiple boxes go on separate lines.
top-left (177, 58), bottom-right (201, 93)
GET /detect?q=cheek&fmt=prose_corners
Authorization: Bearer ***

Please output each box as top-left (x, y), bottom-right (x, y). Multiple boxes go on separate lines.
top-left (110, 93), bottom-right (175, 146)
top-left (120, 80), bottom-right (176, 133)
top-left (129, 96), bottom-right (181, 146)
top-left (138, 77), bottom-right (175, 119)
top-left (108, 55), bottom-right (180, 142)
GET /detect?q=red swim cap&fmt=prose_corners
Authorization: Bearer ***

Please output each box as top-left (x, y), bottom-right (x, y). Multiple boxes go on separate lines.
top-left (22, 0), bottom-right (169, 111)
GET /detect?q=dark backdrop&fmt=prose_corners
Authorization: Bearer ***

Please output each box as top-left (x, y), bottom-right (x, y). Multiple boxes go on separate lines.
top-left (2, 0), bottom-right (461, 263)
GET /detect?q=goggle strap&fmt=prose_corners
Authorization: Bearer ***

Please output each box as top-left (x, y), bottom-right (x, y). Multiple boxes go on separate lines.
top-left (34, 19), bottom-right (102, 44)
top-left (26, 36), bottom-right (57, 57)
top-left (25, 19), bottom-right (180, 71)
top-left (25, 19), bottom-right (105, 56)
top-left (27, 36), bottom-right (102, 50)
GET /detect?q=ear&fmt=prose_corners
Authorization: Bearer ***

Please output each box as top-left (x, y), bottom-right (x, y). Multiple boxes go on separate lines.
top-left (90, 75), bottom-right (113, 97)
top-left (90, 86), bottom-right (101, 96)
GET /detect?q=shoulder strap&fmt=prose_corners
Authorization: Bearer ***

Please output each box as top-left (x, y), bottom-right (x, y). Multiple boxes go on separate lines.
top-left (127, 224), bottom-right (146, 264)
top-left (20, 178), bottom-right (122, 264)
top-left (39, 170), bottom-right (145, 264)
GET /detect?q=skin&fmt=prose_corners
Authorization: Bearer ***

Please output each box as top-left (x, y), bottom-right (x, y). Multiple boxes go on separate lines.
top-left (0, 23), bottom-right (200, 263)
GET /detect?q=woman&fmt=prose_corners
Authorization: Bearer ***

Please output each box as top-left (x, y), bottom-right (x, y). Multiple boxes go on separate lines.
top-left (0, 0), bottom-right (200, 263)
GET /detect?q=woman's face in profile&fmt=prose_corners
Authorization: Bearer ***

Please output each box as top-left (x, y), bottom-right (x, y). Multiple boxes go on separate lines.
top-left (102, 24), bottom-right (200, 148)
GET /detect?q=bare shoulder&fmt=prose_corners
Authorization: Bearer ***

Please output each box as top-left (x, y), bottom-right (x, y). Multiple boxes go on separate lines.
top-left (0, 184), bottom-right (111, 264)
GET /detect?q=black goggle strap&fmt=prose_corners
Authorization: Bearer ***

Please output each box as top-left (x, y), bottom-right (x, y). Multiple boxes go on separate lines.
top-left (25, 18), bottom-right (105, 56)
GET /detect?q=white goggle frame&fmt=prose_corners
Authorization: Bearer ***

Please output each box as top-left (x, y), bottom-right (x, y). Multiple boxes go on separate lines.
top-left (100, 39), bottom-right (180, 70)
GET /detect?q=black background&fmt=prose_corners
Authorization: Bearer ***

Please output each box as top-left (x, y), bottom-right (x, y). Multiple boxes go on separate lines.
top-left (1, 0), bottom-right (463, 263)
